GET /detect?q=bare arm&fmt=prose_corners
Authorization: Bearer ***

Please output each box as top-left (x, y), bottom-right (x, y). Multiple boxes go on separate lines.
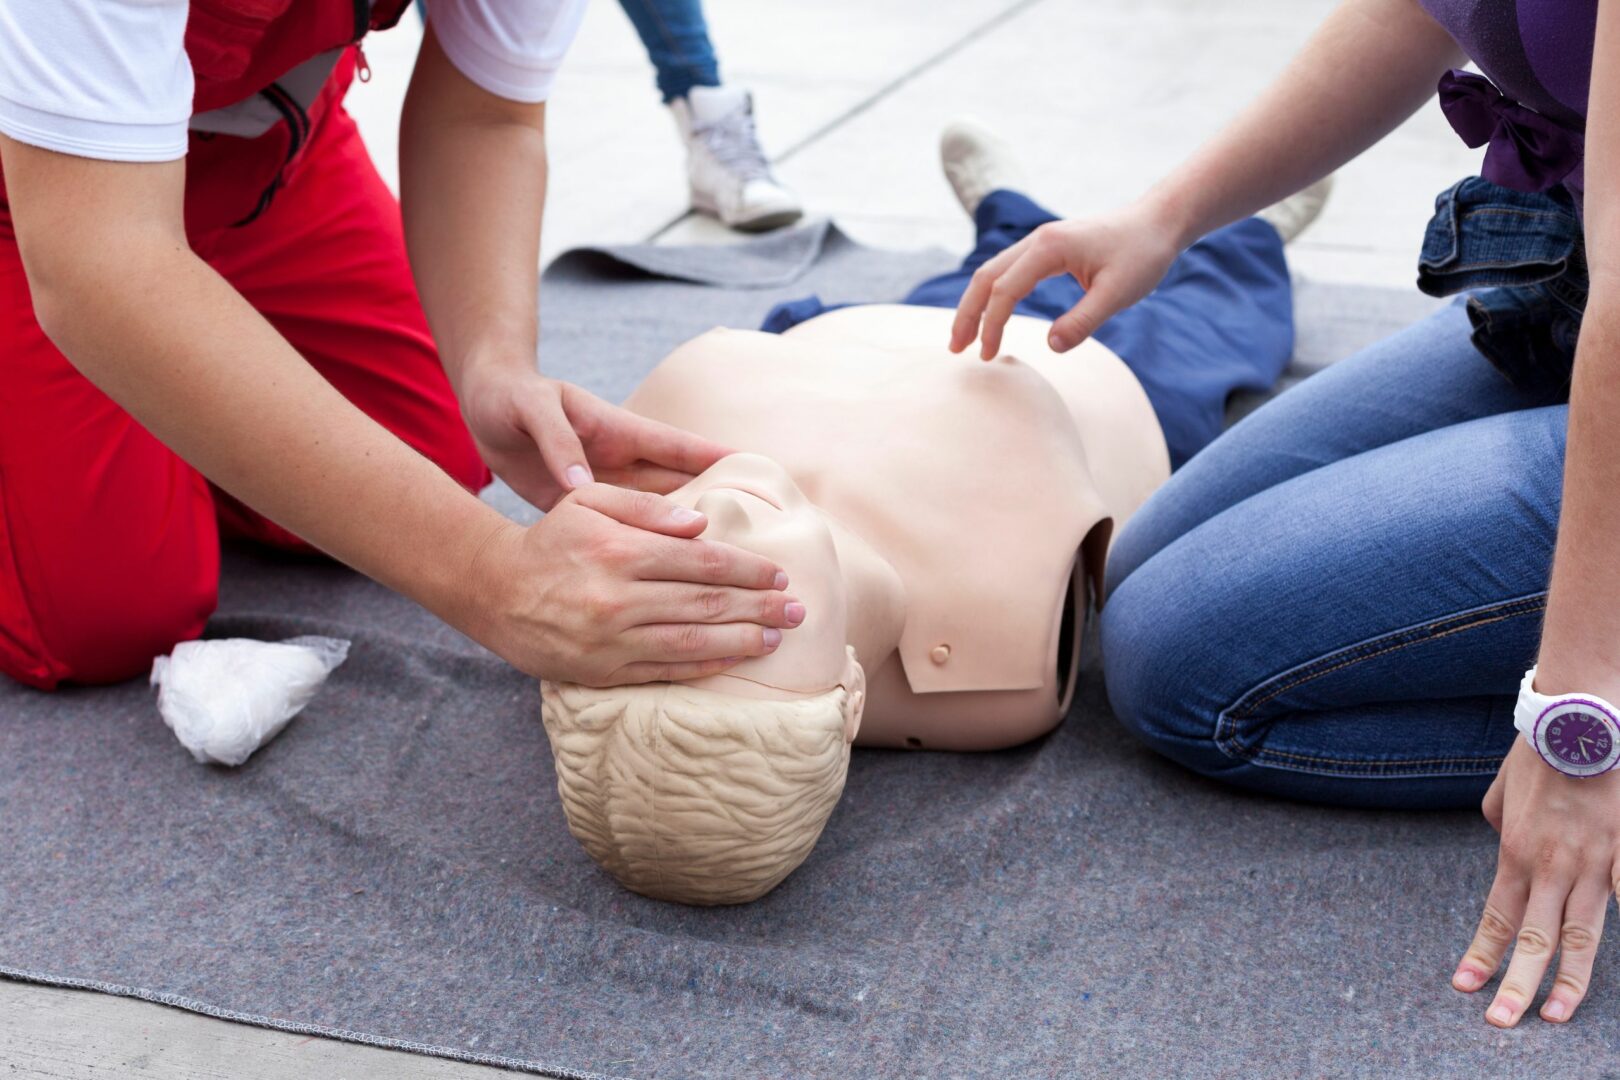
top-left (1451, 0), bottom-right (1620, 1031)
top-left (400, 25), bottom-right (733, 508)
top-left (3, 139), bottom-right (502, 625)
top-left (952, 0), bottom-right (1465, 357)
top-left (1141, 0), bottom-right (1465, 245)
top-left (401, 24), bottom-right (545, 400)
top-left (0, 136), bottom-right (799, 685)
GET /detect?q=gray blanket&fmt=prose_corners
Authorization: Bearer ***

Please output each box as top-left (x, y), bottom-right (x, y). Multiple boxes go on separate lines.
top-left (4, 223), bottom-right (1610, 1079)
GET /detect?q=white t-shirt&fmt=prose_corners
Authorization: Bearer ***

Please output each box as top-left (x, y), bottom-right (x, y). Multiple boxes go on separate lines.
top-left (0, 0), bottom-right (589, 163)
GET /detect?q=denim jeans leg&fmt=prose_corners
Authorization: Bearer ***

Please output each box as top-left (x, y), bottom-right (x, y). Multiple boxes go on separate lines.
top-left (1416, 175), bottom-right (1585, 397)
top-left (1101, 400), bottom-right (1566, 810)
top-left (615, 0), bottom-right (721, 102)
top-left (1104, 302), bottom-right (1538, 595)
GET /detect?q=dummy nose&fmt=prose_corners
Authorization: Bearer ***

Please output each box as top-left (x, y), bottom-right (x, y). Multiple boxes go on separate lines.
top-left (693, 488), bottom-right (759, 537)
top-left (705, 453), bottom-right (807, 510)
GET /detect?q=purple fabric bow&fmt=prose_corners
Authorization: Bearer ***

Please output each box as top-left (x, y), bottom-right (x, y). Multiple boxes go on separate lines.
top-left (1438, 69), bottom-right (1583, 193)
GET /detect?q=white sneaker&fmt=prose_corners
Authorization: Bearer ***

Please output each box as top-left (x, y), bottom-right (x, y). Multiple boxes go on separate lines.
top-left (1254, 175), bottom-right (1334, 244)
top-left (940, 117), bottom-right (1029, 216)
top-left (670, 85), bottom-right (803, 232)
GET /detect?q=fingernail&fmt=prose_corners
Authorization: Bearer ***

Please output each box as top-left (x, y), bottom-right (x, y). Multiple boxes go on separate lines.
top-left (763, 628), bottom-right (783, 649)
top-left (565, 464), bottom-right (592, 488)
top-left (1453, 967), bottom-right (1483, 991)
top-left (784, 602), bottom-right (806, 626)
top-left (1048, 333), bottom-right (1067, 351)
top-left (773, 571), bottom-right (789, 591)
top-left (1544, 998), bottom-right (1569, 1021)
top-left (670, 506), bottom-right (703, 525)
top-left (1488, 1003), bottom-right (1515, 1025)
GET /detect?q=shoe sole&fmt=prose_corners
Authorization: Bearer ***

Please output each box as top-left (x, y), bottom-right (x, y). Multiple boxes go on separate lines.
top-left (728, 208), bottom-right (803, 233)
top-left (691, 192), bottom-right (803, 233)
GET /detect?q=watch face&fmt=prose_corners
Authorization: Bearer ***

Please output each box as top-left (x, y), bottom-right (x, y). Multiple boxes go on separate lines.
top-left (1538, 700), bottom-right (1620, 778)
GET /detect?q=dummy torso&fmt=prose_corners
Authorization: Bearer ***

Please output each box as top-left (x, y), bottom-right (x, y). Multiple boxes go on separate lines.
top-left (625, 305), bottom-right (1170, 751)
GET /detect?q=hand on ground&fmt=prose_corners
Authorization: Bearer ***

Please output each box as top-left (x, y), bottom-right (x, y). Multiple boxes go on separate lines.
top-left (1454, 738), bottom-right (1620, 1027)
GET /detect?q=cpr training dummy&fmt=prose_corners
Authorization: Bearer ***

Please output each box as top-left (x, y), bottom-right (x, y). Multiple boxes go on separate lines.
top-left (542, 122), bottom-right (1331, 904)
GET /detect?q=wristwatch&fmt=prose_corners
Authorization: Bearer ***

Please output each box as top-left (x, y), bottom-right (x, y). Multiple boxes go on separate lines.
top-left (1514, 666), bottom-right (1620, 778)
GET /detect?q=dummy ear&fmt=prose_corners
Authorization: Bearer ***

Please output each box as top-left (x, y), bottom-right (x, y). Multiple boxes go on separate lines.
top-left (1081, 517), bottom-right (1114, 611)
top-left (840, 647), bottom-right (866, 744)
top-left (843, 688), bottom-right (864, 744)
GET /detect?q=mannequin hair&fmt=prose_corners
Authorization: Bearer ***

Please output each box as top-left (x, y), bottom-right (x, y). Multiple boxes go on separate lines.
top-left (540, 649), bottom-right (865, 905)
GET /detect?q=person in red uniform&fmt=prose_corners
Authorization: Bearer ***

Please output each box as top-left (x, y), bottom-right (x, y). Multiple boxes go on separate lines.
top-left (0, 0), bottom-right (805, 691)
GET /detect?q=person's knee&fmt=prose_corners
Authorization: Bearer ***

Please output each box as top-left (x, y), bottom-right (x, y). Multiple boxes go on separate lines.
top-left (1099, 564), bottom-right (1233, 776)
top-left (8, 555), bottom-right (218, 690)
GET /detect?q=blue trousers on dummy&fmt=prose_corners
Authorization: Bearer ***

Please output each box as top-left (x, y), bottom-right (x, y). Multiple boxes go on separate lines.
top-left (761, 189), bottom-right (1294, 469)
top-left (615, 0), bottom-right (721, 103)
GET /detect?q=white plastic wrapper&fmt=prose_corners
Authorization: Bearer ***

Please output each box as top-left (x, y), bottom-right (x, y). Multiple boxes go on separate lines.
top-left (150, 636), bottom-right (351, 766)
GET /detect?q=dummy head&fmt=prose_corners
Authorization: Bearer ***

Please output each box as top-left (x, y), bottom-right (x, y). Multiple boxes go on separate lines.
top-left (541, 653), bottom-right (863, 905)
top-left (540, 454), bottom-right (888, 904)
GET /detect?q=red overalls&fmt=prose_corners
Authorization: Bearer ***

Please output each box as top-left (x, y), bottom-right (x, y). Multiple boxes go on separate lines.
top-left (0, 0), bottom-right (490, 690)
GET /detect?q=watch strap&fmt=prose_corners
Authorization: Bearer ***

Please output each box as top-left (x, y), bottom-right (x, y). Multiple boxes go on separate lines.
top-left (1514, 665), bottom-right (1556, 738)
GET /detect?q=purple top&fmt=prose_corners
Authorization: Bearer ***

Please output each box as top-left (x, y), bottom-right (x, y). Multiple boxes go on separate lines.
top-left (1420, 0), bottom-right (1595, 206)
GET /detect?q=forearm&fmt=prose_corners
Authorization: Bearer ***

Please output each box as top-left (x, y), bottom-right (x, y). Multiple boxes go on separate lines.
top-left (400, 24), bottom-right (546, 399)
top-left (1142, 0), bottom-right (1464, 245)
top-left (1535, 298), bottom-right (1620, 697)
top-left (31, 231), bottom-right (511, 635)
top-left (1537, 0), bottom-right (1620, 695)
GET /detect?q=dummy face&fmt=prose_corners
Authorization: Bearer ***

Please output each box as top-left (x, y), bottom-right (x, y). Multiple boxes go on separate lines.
top-left (672, 454), bottom-right (858, 700)
top-left (674, 453), bottom-right (906, 703)
top-left (540, 454), bottom-right (873, 904)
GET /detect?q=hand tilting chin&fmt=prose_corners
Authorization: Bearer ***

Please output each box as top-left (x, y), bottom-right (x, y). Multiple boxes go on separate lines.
top-left (457, 365), bottom-right (735, 511)
top-left (462, 483), bottom-right (798, 685)
top-left (459, 366), bottom-right (571, 509)
top-left (1454, 738), bottom-right (1620, 1026)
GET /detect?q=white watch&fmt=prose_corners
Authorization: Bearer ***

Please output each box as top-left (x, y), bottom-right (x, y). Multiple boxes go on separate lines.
top-left (1514, 666), bottom-right (1620, 778)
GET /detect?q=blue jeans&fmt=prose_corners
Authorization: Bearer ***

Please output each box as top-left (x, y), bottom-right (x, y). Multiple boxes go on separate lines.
top-left (1417, 176), bottom-right (1587, 400)
top-left (615, 0), bottom-right (719, 103)
top-left (1100, 301), bottom-right (1568, 809)
top-left (763, 190), bottom-right (1295, 468)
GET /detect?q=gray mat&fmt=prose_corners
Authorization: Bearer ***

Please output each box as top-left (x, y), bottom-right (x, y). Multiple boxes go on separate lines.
top-left (4, 223), bottom-right (1612, 1079)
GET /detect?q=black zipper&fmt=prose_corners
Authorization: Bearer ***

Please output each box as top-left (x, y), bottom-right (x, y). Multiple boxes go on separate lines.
top-left (375, 0), bottom-right (412, 31)
top-left (352, 0), bottom-right (374, 81)
top-left (230, 83), bottom-right (309, 227)
top-left (259, 83), bottom-right (309, 159)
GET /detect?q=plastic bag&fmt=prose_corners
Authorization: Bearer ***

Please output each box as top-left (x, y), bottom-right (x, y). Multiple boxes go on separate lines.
top-left (150, 636), bottom-right (351, 766)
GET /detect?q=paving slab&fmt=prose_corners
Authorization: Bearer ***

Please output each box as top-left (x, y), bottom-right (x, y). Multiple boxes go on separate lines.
top-left (758, 0), bottom-right (1484, 286)
top-left (0, 980), bottom-right (529, 1080)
